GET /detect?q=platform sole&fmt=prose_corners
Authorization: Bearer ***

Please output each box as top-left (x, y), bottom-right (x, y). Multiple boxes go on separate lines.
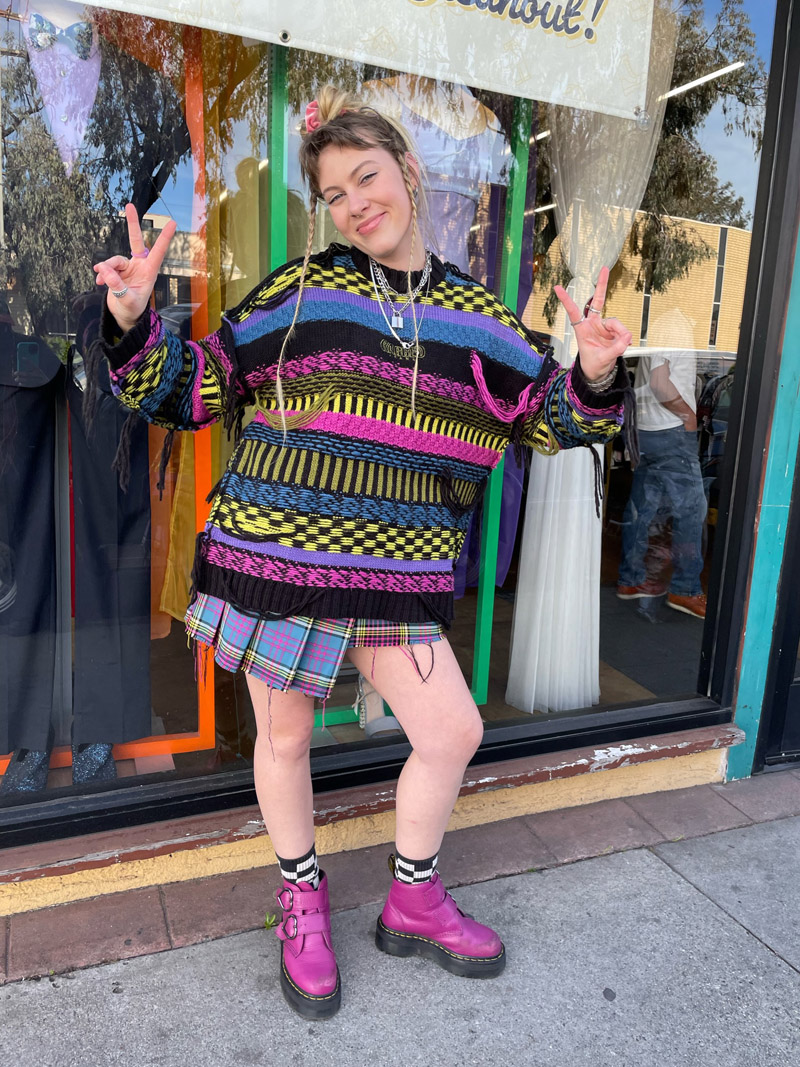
top-left (375, 918), bottom-right (506, 979)
top-left (280, 957), bottom-right (341, 1020)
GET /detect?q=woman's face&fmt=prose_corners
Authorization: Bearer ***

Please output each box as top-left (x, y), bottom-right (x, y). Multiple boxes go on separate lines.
top-left (317, 144), bottom-right (421, 271)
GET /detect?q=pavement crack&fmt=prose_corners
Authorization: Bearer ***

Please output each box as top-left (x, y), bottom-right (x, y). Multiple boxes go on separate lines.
top-left (649, 848), bottom-right (800, 978)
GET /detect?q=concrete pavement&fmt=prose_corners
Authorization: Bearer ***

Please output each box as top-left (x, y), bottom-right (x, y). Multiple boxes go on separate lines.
top-left (1, 812), bottom-right (798, 1066)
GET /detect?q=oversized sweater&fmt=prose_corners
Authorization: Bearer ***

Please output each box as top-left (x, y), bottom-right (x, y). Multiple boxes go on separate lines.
top-left (102, 244), bottom-right (629, 627)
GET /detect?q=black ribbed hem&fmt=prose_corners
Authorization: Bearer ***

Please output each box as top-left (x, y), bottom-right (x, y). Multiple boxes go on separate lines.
top-left (195, 560), bottom-right (453, 628)
top-left (570, 354), bottom-right (628, 410)
top-left (100, 300), bottom-right (155, 370)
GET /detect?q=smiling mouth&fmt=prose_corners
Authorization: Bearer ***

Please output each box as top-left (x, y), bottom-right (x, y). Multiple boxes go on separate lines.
top-left (357, 213), bottom-right (385, 235)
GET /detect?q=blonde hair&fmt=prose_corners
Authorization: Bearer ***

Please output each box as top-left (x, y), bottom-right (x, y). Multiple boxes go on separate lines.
top-left (271, 86), bottom-right (431, 434)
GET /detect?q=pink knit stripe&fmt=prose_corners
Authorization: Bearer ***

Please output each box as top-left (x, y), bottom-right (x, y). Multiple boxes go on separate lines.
top-left (190, 342), bottom-right (211, 423)
top-left (305, 412), bottom-right (501, 466)
top-left (204, 541), bottom-right (454, 592)
top-left (276, 351), bottom-right (484, 407)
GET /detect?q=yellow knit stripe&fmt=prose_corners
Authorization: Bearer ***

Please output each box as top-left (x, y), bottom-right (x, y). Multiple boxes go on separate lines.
top-left (212, 502), bottom-right (458, 558)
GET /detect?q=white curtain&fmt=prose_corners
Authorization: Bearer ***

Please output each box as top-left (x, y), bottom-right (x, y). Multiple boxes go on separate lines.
top-left (506, 0), bottom-right (678, 715)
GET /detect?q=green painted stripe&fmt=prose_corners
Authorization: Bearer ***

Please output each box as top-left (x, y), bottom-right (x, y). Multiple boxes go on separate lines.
top-left (472, 98), bottom-right (532, 703)
top-left (728, 223), bottom-right (800, 779)
top-left (268, 45), bottom-right (288, 272)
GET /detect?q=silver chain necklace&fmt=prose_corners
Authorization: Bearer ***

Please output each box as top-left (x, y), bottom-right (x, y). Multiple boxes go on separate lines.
top-left (369, 257), bottom-right (431, 349)
top-left (370, 251), bottom-right (432, 329)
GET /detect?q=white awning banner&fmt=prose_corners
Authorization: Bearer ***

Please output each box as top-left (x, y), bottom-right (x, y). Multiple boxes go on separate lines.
top-left (83, 0), bottom-right (655, 119)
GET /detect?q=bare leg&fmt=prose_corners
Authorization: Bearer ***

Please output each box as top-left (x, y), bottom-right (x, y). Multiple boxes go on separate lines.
top-left (345, 639), bottom-right (483, 859)
top-left (246, 675), bottom-right (316, 860)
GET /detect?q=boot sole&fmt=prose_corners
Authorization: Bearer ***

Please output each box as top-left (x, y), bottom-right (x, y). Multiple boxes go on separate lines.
top-left (375, 918), bottom-right (506, 979)
top-left (280, 957), bottom-right (341, 1020)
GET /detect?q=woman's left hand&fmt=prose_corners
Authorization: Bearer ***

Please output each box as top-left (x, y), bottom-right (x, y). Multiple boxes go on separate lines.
top-left (554, 266), bottom-right (632, 384)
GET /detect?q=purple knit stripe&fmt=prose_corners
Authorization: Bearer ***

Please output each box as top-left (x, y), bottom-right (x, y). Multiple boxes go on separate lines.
top-left (208, 528), bottom-right (452, 572)
top-left (565, 369), bottom-right (624, 420)
top-left (204, 541), bottom-right (454, 593)
top-left (232, 285), bottom-right (539, 365)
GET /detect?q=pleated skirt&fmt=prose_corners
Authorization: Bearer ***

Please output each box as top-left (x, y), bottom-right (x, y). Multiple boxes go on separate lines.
top-left (185, 593), bottom-right (443, 699)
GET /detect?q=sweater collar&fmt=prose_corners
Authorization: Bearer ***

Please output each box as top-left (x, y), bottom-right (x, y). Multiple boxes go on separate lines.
top-left (348, 244), bottom-right (446, 293)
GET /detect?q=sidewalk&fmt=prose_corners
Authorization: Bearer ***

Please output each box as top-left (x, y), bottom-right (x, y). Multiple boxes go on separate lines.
top-left (1, 769), bottom-right (799, 1065)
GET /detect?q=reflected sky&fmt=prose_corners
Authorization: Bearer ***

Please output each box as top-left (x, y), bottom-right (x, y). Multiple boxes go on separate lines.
top-left (697, 0), bottom-right (776, 220)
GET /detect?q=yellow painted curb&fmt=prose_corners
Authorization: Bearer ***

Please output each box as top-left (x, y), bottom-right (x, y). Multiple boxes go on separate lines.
top-left (0, 747), bottom-right (725, 918)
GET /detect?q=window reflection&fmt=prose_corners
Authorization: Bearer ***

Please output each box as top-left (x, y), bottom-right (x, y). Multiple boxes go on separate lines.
top-left (0, 0), bottom-right (779, 802)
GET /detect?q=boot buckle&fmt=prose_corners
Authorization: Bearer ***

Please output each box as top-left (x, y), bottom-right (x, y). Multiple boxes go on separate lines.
top-left (281, 914), bottom-right (298, 940)
top-left (276, 886), bottom-right (294, 912)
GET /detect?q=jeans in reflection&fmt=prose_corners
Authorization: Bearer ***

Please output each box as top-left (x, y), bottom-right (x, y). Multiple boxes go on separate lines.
top-left (618, 427), bottom-right (707, 597)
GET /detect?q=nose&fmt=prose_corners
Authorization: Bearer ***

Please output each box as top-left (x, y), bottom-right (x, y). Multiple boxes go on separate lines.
top-left (348, 190), bottom-right (369, 216)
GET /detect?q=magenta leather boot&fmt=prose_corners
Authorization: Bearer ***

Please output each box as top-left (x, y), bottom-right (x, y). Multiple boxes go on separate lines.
top-left (376, 868), bottom-right (505, 978)
top-left (275, 872), bottom-right (341, 1019)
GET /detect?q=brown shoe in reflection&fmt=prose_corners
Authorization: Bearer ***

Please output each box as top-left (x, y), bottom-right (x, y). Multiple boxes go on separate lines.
top-left (667, 593), bottom-right (707, 619)
top-left (616, 581), bottom-right (666, 600)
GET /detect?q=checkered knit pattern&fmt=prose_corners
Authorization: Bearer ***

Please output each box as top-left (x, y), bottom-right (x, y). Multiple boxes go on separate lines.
top-left (103, 244), bottom-right (628, 627)
top-left (393, 850), bottom-right (439, 884)
top-left (277, 845), bottom-right (320, 889)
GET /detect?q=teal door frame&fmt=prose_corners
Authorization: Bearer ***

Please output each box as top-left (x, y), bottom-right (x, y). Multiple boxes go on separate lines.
top-left (721, 0), bottom-right (800, 779)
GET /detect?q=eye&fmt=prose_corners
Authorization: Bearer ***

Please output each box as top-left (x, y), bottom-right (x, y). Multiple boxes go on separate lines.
top-left (327, 192), bottom-right (344, 206)
top-left (360, 171), bottom-right (377, 185)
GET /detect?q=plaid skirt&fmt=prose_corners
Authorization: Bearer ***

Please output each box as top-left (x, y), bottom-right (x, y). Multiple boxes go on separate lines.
top-left (185, 593), bottom-right (444, 700)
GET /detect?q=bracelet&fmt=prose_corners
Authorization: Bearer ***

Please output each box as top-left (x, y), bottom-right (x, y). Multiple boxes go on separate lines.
top-left (586, 364), bottom-right (618, 392)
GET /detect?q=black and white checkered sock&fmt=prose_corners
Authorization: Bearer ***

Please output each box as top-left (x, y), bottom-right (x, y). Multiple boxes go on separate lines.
top-left (277, 845), bottom-right (320, 888)
top-left (393, 850), bottom-right (439, 884)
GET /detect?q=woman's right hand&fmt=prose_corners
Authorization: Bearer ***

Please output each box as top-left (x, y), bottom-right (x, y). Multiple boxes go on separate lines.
top-left (93, 204), bottom-right (177, 333)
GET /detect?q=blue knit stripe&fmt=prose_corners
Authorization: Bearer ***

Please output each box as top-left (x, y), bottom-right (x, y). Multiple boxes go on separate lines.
top-left (223, 472), bottom-right (468, 529)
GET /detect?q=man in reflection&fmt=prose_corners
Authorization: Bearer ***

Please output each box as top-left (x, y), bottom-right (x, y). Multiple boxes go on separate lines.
top-left (617, 347), bottom-right (708, 619)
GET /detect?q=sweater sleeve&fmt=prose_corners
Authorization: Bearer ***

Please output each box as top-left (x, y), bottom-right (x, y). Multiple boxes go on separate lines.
top-left (99, 257), bottom-right (306, 432)
top-left (520, 354), bottom-right (629, 454)
top-left (100, 305), bottom-right (237, 432)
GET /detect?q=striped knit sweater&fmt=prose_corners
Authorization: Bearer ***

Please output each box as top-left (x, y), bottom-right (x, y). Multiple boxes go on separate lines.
top-left (102, 244), bottom-right (629, 627)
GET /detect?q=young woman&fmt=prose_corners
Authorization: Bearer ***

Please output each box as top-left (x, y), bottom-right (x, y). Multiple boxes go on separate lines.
top-left (93, 86), bottom-right (633, 1020)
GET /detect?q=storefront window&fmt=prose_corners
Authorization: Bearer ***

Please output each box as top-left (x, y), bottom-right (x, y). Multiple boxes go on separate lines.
top-left (0, 0), bottom-right (779, 806)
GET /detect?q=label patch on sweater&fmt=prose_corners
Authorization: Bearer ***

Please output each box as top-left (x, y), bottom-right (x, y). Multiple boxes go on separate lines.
top-left (380, 339), bottom-right (426, 361)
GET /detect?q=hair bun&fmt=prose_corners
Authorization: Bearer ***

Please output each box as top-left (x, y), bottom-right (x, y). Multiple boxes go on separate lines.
top-left (301, 86), bottom-right (363, 135)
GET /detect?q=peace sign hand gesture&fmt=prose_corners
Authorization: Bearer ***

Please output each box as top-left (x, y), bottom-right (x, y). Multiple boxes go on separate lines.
top-left (554, 266), bottom-right (632, 385)
top-left (93, 203), bottom-right (178, 334)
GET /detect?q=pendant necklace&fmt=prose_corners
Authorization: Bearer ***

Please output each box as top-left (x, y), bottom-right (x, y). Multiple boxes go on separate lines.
top-left (370, 251), bottom-right (431, 330)
top-left (369, 252), bottom-right (431, 347)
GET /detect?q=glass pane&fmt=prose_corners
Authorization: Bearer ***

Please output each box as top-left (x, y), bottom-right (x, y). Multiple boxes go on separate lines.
top-left (0, 2), bottom-right (273, 796)
top-left (0, 0), bottom-right (782, 805)
top-left (506, 0), bottom-right (776, 718)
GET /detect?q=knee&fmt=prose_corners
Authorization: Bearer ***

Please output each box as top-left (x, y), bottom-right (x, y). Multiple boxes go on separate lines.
top-left (256, 718), bottom-right (313, 762)
top-left (422, 712), bottom-right (483, 765)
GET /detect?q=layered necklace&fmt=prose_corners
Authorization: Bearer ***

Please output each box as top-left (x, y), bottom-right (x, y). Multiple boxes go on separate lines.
top-left (369, 250), bottom-right (432, 349)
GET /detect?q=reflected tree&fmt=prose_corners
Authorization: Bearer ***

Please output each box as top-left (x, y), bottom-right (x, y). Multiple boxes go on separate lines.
top-left (1, 30), bottom-right (190, 335)
top-left (631, 0), bottom-right (766, 293)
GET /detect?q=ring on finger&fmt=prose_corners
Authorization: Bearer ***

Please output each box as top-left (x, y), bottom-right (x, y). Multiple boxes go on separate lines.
top-left (110, 286), bottom-right (129, 298)
top-left (570, 314), bottom-right (586, 327)
top-left (587, 306), bottom-right (603, 315)
top-left (131, 249), bottom-right (149, 259)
